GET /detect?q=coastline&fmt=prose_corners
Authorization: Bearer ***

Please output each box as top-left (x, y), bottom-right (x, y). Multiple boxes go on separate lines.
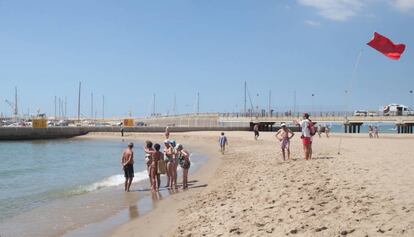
top-left (2, 131), bottom-right (413, 237)
top-left (64, 132), bottom-right (222, 237)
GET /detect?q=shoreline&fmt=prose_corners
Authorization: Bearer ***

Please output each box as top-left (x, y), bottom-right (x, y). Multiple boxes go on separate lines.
top-left (0, 133), bottom-right (215, 237)
top-left (63, 132), bottom-right (219, 237)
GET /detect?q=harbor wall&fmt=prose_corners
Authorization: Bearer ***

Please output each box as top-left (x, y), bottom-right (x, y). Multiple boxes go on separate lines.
top-left (0, 127), bottom-right (89, 140)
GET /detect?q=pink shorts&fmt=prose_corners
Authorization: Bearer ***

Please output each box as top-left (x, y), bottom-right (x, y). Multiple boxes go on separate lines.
top-left (301, 137), bottom-right (311, 145)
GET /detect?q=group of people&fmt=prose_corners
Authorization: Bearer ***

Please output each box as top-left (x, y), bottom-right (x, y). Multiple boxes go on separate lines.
top-left (121, 135), bottom-right (191, 192)
top-left (368, 125), bottom-right (379, 138)
top-left (272, 113), bottom-right (316, 161)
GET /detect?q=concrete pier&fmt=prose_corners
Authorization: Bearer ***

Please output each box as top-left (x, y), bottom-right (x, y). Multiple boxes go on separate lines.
top-left (396, 123), bottom-right (414, 134)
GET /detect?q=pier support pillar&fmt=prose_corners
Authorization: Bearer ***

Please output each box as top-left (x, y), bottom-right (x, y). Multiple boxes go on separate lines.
top-left (344, 122), bottom-right (363, 134)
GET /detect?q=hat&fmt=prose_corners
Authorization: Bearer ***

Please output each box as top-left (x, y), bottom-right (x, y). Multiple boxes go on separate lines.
top-left (164, 139), bottom-right (170, 144)
top-left (281, 123), bottom-right (286, 127)
top-left (175, 144), bottom-right (183, 150)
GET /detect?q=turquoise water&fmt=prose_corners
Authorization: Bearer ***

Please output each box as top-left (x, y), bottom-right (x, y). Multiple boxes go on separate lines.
top-left (320, 123), bottom-right (397, 134)
top-left (0, 139), bottom-right (147, 221)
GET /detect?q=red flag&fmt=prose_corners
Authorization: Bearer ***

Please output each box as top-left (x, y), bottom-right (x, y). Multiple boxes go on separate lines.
top-left (367, 32), bottom-right (406, 60)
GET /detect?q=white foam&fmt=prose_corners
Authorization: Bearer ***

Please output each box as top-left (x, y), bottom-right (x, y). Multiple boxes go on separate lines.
top-left (80, 170), bottom-right (149, 192)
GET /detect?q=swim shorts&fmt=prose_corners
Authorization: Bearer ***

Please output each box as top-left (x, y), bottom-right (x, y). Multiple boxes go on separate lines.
top-left (281, 139), bottom-right (290, 149)
top-left (123, 164), bottom-right (134, 178)
top-left (254, 131), bottom-right (259, 137)
top-left (301, 136), bottom-right (311, 145)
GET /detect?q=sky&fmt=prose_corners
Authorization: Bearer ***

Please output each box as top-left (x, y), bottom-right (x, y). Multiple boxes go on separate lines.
top-left (0, 0), bottom-right (413, 118)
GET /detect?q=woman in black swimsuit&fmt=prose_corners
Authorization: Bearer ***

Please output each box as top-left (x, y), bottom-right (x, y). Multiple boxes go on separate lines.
top-left (175, 144), bottom-right (190, 189)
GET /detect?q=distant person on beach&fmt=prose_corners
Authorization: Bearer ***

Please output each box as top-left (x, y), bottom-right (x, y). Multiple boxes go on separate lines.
top-left (219, 132), bottom-right (228, 154)
top-left (253, 124), bottom-right (260, 140)
top-left (175, 144), bottom-right (191, 189)
top-left (121, 142), bottom-right (134, 192)
top-left (294, 113), bottom-right (314, 160)
top-left (373, 126), bottom-right (379, 138)
top-left (325, 125), bottom-right (330, 138)
top-left (275, 123), bottom-right (294, 161)
top-left (150, 144), bottom-right (164, 192)
top-left (165, 126), bottom-right (170, 139)
top-left (164, 140), bottom-right (175, 189)
top-left (317, 124), bottom-right (322, 138)
top-left (120, 127), bottom-right (124, 137)
top-left (144, 141), bottom-right (155, 189)
top-left (368, 125), bottom-right (373, 138)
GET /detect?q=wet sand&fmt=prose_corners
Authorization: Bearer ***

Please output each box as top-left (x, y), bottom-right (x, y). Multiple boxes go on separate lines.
top-left (108, 131), bottom-right (414, 236)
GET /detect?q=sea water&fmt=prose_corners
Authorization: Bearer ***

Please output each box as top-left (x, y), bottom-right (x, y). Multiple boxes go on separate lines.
top-left (0, 139), bottom-right (147, 221)
top-left (319, 123), bottom-right (398, 134)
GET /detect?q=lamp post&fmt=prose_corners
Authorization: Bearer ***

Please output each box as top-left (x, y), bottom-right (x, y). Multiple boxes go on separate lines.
top-left (410, 90), bottom-right (413, 109)
top-left (311, 93), bottom-right (315, 115)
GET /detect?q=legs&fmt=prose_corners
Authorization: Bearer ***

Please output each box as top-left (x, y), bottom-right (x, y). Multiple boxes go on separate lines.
top-left (167, 162), bottom-right (173, 188)
top-left (173, 162), bottom-right (178, 188)
top-left (157, 174), bottom-right (161, 191)
top-left (183, 168), bottom-right (189, 189)
top-left (303, 143), bottom-right (310, 160)
top-left (126, 177), bottom-right (133, 192)
top-left (287, 148), bottom-right (290, 160)
top-left (281, 148), bottom-right (286, 161)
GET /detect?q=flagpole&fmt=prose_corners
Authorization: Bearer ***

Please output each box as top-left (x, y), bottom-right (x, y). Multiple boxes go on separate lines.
top-left (338, 49), bottom-right (363, 155)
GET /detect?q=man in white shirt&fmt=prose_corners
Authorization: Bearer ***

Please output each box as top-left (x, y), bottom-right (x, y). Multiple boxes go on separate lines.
top-left (295, 113), bottom-right (312, 160)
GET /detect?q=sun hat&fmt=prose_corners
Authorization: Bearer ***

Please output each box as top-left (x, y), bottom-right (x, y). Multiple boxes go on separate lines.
top-left (281, 123), bottom-right (286, 127)
top-left (175, 144), bottom-right (183, 150)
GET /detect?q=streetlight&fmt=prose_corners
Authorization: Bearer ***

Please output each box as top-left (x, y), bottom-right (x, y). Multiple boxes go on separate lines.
top-left (410, 90), bottom-right (413, 109)
top-left (311, 93), bottom-right (315, 114)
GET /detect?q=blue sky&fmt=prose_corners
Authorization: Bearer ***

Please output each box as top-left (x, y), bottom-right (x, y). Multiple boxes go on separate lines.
top-left (0, 0), bottom-right (413, 117)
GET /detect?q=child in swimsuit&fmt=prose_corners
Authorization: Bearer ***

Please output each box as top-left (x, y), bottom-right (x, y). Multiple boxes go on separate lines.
top-left (275, 123), bottom-right (295, 161)
top-left (164, 140), bottom-right (175, 189)
top-left (144, 140), bottom-right (155, 188)
top-left (150, 144), bottom-right (163, 192)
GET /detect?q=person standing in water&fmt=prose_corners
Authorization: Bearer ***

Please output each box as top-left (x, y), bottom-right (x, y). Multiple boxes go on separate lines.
top-left (121, 142), bottom-right (134, 192)
top-left (150, 144), bottom-right (163, 192)
top-left (143, 141), bottom-right (155, 189)
top-left (176, 144), bottom-right (191, 189)
top-left (164, 140), bottom-right (175, 189)
top-left (275, 123), bottom-right (295, 161)
top-left (218, 132), bottom-right (228, 154)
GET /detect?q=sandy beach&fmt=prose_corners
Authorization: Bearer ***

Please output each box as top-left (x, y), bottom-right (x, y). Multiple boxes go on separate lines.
top-left (104, 131), bottom-right (414, 237)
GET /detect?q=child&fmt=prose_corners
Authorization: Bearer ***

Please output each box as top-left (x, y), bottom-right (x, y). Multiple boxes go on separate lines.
top-left (275, 123), bottom-right (295, 161)
top-left (151, 144), bottom-right (164, 192)
top-left (218, 132), bottom-right (228, 154)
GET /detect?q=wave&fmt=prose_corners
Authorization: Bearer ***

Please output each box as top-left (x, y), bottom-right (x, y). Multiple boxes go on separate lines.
top-left (72, 170), bottom-right (149, 194)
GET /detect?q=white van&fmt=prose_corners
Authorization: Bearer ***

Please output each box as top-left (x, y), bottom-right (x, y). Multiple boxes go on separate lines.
top-left (383, 104), bottom-right (414, 116)
top-left (353, 110), bottom-right (368, 116)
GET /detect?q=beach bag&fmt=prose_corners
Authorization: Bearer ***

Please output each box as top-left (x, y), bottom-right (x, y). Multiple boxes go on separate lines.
top-left (158, 159), bottom-right (167, 174)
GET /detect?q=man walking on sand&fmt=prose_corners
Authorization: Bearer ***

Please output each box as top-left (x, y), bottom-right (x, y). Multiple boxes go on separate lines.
top-left (294, 113), bottom-right (313, 160)
top-left (275, 123), bottom-right (294, 160)
top-left (121, 142), bottom-right (134, 192)
top-left (253, 123), bottom-right (260, 140)
top-left (219, 132), bottom-right (228, 154)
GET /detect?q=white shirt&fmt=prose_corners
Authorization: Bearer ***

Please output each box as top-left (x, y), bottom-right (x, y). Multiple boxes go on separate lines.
top-left (300, 119), bottom-right (311, 138)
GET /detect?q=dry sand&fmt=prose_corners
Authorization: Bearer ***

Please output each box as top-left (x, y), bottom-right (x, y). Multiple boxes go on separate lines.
top-left (108, 131), bottom-right (414, 237)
